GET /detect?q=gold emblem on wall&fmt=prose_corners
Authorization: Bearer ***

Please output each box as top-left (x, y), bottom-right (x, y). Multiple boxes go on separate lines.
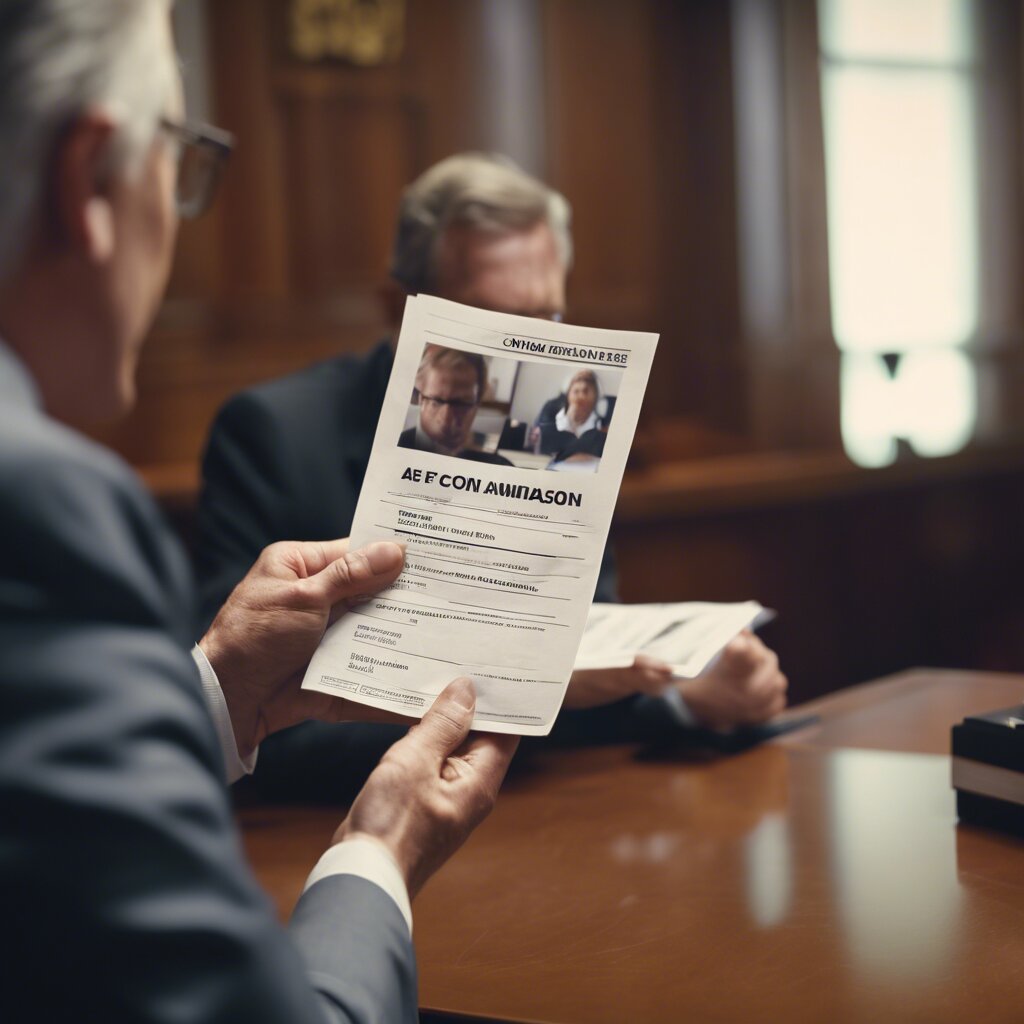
top-left (290, 0), bottom-right (405, 66)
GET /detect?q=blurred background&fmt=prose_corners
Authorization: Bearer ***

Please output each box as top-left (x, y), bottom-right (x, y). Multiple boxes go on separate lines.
top-left (96, 0), bottom-right (1024, 704)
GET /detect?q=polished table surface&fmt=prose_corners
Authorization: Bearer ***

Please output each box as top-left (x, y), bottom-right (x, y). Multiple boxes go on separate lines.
top-left (238, 670), bottom-right (1024, 1023)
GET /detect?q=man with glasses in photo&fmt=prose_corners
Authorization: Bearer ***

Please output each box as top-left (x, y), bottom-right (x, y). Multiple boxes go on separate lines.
top-left (0, 3), bottom-right (517, 1021)
top-left (398, 345), bottom-right (513, 465)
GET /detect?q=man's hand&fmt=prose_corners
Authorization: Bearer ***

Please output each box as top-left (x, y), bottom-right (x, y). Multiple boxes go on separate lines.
top-left (200, 539), bottom-right (405, 760)
top-left (562, 655), bottom-right (674, 710)
top-left (333, 677), bottom-right (518, 899)
top-left (677, 632), bottom-right (787, 729)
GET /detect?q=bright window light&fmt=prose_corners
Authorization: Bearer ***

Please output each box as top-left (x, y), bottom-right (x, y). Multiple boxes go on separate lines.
top-left (840, 350), bottom-right (977, 467)
top-left (819, 0), bottom-right (972, 63)
top-left (819, 0), bottom-right (979, 465)
top-left (822, 70), bottom-right (976, 353)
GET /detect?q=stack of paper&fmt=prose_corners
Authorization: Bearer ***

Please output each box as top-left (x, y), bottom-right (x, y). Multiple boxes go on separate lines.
top-left (574, 601), bottom-right (774, 678)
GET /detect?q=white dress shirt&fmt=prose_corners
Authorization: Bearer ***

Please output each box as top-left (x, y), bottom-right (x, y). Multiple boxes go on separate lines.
top-left (555, 406), bottom-right (599, 436)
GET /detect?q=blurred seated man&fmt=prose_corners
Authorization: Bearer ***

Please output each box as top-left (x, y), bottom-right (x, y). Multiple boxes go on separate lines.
top-left (398, 345), bottom-right (512, 465)
top-left (197, 153), bottom-right (787, 791)
top-left (0, 4), bottom-right (515, 1019)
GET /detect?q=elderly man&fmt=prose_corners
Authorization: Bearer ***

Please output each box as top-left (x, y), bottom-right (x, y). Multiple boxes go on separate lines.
top-left (0, 3), bottom-right (516, 1021)
top-left (198, 153), bottom-right (787, 753)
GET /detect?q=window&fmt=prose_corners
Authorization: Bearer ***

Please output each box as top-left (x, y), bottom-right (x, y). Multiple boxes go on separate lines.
top-left (819, 0), bottom-right (978, 466)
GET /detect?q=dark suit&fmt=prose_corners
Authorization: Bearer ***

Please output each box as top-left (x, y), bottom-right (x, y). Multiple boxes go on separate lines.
top-left (0, 350), bottom-right (416, 1022)
top-left (397, 425), bottom-right (514, 466)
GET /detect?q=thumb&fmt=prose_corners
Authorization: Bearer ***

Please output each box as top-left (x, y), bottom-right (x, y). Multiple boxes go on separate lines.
top-left (410, 676), bottom-right (476, 764)
top-left (306, 540), bottom-right (405, 607)
top-left (721, 632), bottom-right (754, 666)
top-left (633, 653), bottom-right (673, 688)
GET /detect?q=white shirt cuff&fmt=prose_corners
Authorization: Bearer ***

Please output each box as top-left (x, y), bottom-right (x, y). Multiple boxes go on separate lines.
top-left (191, 644), bottom-right (258, 784)
top-left (303, 836), bottom-right (413, 936)
top-left (659, 683), bottom-right (699, 727)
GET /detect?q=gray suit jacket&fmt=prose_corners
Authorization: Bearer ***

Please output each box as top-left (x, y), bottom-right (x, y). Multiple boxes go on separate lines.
top-left (0, 347), bottom-right (416, 1022)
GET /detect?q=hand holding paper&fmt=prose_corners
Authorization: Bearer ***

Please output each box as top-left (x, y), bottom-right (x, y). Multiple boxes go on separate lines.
top-left (675, 631), bottom-right (787, 728)
top-left (301, 295), bottom-right (659, 735)
top-left (562, 655), bottom-right (674, 710)
top-left (201, 538), bottom-right (407, 760)
top-left (333, 676), bottom-right (518, 898)
top-left (573, 600), bottom-right (774, 676)
top-left (567, 602), bottom-right (786, 726)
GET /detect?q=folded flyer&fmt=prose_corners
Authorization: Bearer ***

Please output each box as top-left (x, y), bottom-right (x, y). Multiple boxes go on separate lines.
top-left (575, 600), bottom-right (775, 677)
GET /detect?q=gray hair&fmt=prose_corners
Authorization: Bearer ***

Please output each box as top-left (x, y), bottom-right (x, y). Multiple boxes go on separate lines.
top-left (0, 0), bottom-right (176, 279)
top-left (390, 152), bottom-right (573, 294)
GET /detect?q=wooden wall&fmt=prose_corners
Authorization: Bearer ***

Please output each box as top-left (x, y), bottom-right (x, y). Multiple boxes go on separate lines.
top-left (88, 0), bottom-right (1024, 471)
top-left (83, 0), bottom-right (1024, 703)
top-left (612, 448), bottom-right (1024, 704)
top-left (88, 0), bottom-right (755, 468)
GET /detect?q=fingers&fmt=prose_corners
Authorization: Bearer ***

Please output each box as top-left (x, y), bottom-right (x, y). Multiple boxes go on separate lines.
top-left (293, 537), bottom-right (350, 573)
top-left (441, 733), bottom-right (520, 795)
top-left (719, 632), bottom-right (760, 671)
top-left (303, 540), bottom-right (405, 607)
top-left (721, 635), bottom-right (780, 690)
top-left (684, 636), bottom-right (788, 728)
top-left (632, 654), bottom-right (673, 693)
top-left (334, 681), bottom-right (518, 898)
top-left (439, 732), bottom-right (520, 835)
top-left (742, 684), bottom-right (785, 723)
top-left (740, 651), bottom-right (788, 723)
top-left (750, 647), bottom-right (785, 699)
top-left (564, 656), bottom-right (676, 709)
top-left (408, 677), bottom-right (477, 765)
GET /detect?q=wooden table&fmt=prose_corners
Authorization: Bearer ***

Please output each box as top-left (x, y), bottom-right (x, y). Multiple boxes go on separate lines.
top-left (238, 670), bottom-right (1024, 1023)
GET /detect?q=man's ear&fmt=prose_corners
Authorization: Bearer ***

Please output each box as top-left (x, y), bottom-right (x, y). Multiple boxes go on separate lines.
top-left (53, 109), bottom-right (118, 263)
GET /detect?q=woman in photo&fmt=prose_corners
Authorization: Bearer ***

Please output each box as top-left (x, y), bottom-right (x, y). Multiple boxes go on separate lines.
top-left (533, 369), bottom-right (609, 460)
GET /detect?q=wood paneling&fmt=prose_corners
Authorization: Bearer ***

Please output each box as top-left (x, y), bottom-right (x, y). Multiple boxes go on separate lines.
top-left (87, 0), bottom-right (759, 469)
top-left (543, 0), bottom-right (661, 323)
top-left (86, 1), bottom-right (1024, 474)
top-left (78, 2), bottom-right (1024, 705)
top-left (612, 445), bottom-right (1024, 703)
top-left (279, 92), bottom-right (419, 291)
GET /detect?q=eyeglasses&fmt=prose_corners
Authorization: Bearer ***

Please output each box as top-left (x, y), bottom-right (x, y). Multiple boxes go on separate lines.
top-left (419, 394), bottom-right (478, 414)
top-left (159, 117), bottom-right (234, 219)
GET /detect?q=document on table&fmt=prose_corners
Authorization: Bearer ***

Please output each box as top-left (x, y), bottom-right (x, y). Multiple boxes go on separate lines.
top-left (575, 601), bottom-right (775, 677)
top-left (301, 294), bottom-right (658, 735)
